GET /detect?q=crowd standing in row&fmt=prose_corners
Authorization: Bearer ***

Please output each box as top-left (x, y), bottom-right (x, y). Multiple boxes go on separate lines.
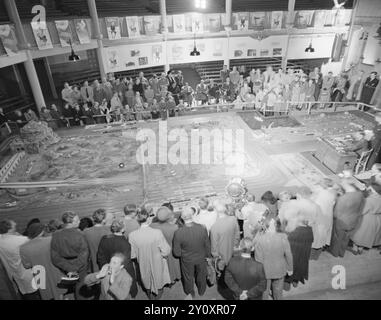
top-left (1, 64), bottom-right (379, 132)
top-left (1, 165), bottom-right (381, 300)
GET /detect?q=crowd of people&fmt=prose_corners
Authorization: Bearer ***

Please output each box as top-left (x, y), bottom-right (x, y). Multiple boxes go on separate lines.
top-left (1, 165), bottom-right (381, 301)
top-left (0, 64), bottom-right (379, 132)
top-left (217, 65), bottom-right (379, 114)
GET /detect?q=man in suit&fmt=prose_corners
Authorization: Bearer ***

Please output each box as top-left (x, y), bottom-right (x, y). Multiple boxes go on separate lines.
top-left (80, 81), bottom-right (94, 105)
top-left (173, 207), bottom-right (211, 299)
top-left (224, 238), bottom-right (267, 300)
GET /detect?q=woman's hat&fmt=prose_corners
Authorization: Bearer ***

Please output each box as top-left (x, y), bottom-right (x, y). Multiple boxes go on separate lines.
top-left (156, 206), bottom-right (173, 222)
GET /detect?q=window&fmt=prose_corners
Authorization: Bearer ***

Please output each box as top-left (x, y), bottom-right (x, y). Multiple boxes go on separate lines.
top-left (195, 0), bottom-right (206, 9)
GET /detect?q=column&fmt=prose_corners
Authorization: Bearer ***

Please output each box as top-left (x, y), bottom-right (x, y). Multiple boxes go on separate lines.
top-left (282, 0), bottom-right (296, 70)
top-left (341, 0), bottom-right (359, 71)
top-left (159, 0), bottom-right (169, 72)
top-left (87, 0), bottom-right (107, 79)
top-left (4, 0), bottom-right (46, 111)
top-left (225, 0), bottom-right (232, 26)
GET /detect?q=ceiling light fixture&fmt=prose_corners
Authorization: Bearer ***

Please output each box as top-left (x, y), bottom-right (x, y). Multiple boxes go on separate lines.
top-left (190, 34), bottom-right (200, 56)
top-left (305, 39), bottom-right (315, 53)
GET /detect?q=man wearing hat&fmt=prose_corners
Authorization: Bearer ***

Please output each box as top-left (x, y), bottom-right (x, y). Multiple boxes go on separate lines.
top-left (20, 223), bottom-right (66, 300)
top-left (151, 207), bottom-right (181, 286)
top-left (173, 207), bottom-right (211, 299)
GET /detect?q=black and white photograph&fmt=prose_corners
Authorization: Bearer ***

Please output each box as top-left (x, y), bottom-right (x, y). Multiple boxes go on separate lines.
top-left (0, 0), bottom-right (380, 310)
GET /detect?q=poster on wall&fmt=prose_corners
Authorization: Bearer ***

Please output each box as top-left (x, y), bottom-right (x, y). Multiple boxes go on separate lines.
top-left (271, 11), bottom-right (283, 29)
top-left (0, 24), bottom-right (18, 55)
top-left (74, 19), bottom-right (91, 44)
top-left (207, 14), bottom-right (221, 32)
top-left (167, 15), bottom-right (174, 33)
top-left (31, 21), bottom-right (53, 50)
top-left (143, 16), bottom-right (161, 36)
top-left (233, 12), bottom-right (249, 31)
top-left (152, 44), bottom-right (162, 63)
top-left (55, 20), bottom-right (72, 47)
top-left (363, 24), bottom-right (380, 65)
top-left (192, 13), bottom-right (204, 33)
top-left (249, 12), bottom-right (266, 30)
top-left (107, 49), bottom-right (120, 70)
top-left (313, 10), bottom-right (326, 28)
top-left (173, 14), bottom-right (186, 33)
top-left (126, 16), bottom-right (140, 38)
top-left (324, 10), bottom-right (336, 26)
top-left (294, 11), bottom-right (313, 28)
top-left (212, 39), bottom-right (224, 56)
top-left (106, 17), bottom-right (121, 40)
top-left (335, 9), bottom-right (352, 26)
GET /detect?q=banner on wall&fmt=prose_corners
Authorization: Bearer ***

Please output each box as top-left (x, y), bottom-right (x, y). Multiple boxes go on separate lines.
top-left (74, 19), bottom-right (91, 44)
top-left (270, 11), bottom-right (283, 29)
top-left (324, 10), bottom-right (336, 26)
top-left (313, 10), bottom-right (326, 28)
top-left (249, 12), bottom-right (266, 30)
top-left (335, 9), bottom-right (352, 26)
top-left (294, 10), bottom-right (314, 28)
top-left (143, 16), bottom-right (161, 36)
top-left (55, 20), bottom-right (72, 47)
top-left (206, 14), bottom-right (221, 32)
top-left (126, 16), bottom-right (141, 38)
top-left (192, 13), bottom-right (204, 33)
top-left (0, 24), bottom-right (18, 55)
top-left (233, 12), bottom-right (249, 31)
top-left (103, 42), bottom-right (165, 73)
top-left (105, 17), bottom-right (121, 40)
top-left (31, 21), bottom-right (53, 50)
top-left (173, 14), bottom-right (186, 33)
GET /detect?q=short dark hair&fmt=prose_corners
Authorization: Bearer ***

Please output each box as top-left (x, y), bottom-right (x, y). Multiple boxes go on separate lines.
top-left (62, 211), bottom-right (78, 224)
top-left (161, 202), bottom-right (174, 211)
top-left (79, 217), bottom-right (93, 231)
top-left (261, 191), bottom-right (278, 205)
top-left (124, 204), bottom-right (137, 216)
top-left (45, 219), bottom-right (63, 234)
top-left (0, 220), bottom-right (13, 234)
top-left (92, 209), bottom-right (106, 224)
top-left (136, 209), bottom-right (149, 224)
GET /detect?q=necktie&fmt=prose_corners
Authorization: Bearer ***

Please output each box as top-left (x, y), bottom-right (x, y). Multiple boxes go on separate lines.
top-left (86, 87), bottom-right (89, 98)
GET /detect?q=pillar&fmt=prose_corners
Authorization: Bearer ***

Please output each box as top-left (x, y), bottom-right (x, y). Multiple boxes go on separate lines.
top-left (4, 0), bottom-right (46, 112)
top-left (160, 0), bottom-right (168, 34)
top-left (225, 0), bottom-right (232, 26)
top-left (282, 0), bottom-right (296, 70)
top-left (87, 0), bottom-right (107, 79)
top-left (341, 0), bottom-right (359, 71)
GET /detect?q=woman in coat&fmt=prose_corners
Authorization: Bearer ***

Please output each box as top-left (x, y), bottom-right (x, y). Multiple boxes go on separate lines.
top-left (351, 186), bottom-right (381, 254)
top-left (328, 181), bottom-right (365, 258)
top-left (128, 210), bottom-right (171, 300)
top-left (150, 207), bottom-right (181, 286)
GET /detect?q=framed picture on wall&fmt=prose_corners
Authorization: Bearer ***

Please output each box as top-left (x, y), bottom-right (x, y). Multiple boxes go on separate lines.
top-left (106, 17), bottom-right (121, 40)
top-left (139, 57), bottom-right (148, 66)
top-left (31, 21), bottom-right (53, 50)
top-left (55, 20), bottom-right (73, 47)
top-left (143, 16), bottom-right (161, 36)
top-left (233, 12), bottom-right (249, 31)
top-left (273, 48), bottom-right (282, 56)
top-left (152, 44), bottom-right (162, 63)
top-left (0, 24), bottom-right (18, 55)
top-left (247, 49), bottom-right (256, 57)
top-left (74, 19), bottom-right (91, 44)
